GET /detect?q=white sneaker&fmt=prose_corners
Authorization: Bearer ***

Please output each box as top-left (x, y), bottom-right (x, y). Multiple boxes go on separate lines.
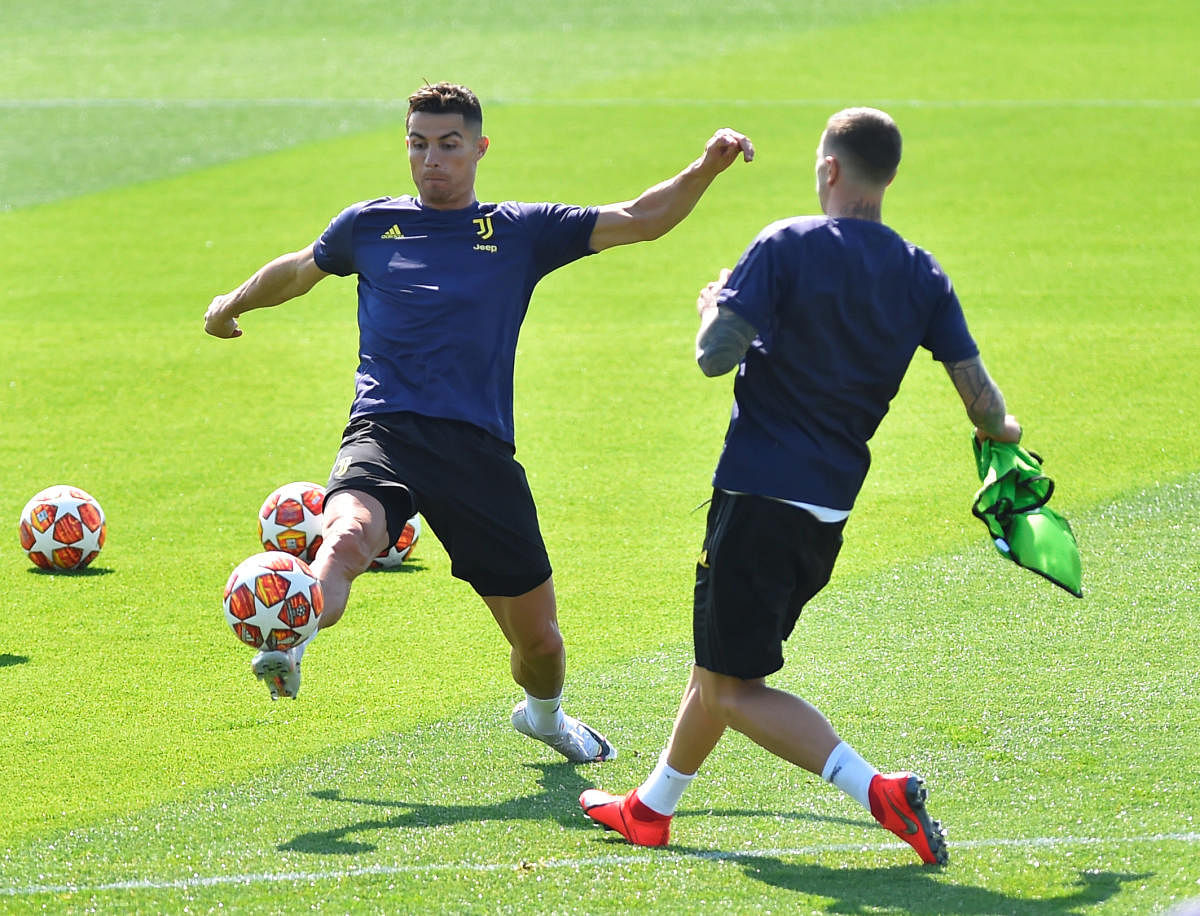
top-left (251, 648), bottom-right (300, 700)
top-left (511, 700), bottom-right (617, 763)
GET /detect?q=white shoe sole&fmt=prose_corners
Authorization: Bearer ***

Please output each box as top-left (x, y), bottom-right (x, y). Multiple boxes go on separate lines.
top-left (251, 650), bottom-right (300, 700)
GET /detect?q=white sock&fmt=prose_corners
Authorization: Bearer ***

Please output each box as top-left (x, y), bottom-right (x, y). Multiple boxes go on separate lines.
top-left (820, 740), bottom-right (879, 812)
top-left (523, 692), bottom-right (566, 736)
top-left (294, 629), bottom-right (317, 663)
top-left (636, 752), bottom-right (696, 817)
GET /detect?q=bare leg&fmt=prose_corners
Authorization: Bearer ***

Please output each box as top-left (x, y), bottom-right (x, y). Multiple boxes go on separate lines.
top-left (483, 577), bottom-right (564, 699)
top-left (692, 669), bottom-right (951, 864)
top-left (662, 666), bottom-right (728, 775)
top-left (693, 665), bottom-right (840, 775)
top-left (310, 489), bottom-right (391, 629)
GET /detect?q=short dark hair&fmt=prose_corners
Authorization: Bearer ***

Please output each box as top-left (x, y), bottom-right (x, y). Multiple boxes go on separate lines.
top-left (823, 108), bottom-right (902, 186)
top-left (407, 82), bottom-right (483, 135)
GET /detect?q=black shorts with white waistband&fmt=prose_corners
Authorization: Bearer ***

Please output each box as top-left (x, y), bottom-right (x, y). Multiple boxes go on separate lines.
top-left (324, 411), bottom-right (551, 597)
top-left (693, 489), bottom-right (845, 679)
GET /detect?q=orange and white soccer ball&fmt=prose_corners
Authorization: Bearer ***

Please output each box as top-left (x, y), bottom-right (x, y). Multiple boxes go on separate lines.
top-left (223, 551), bottom-right (324, 650)
top-left (258, 481), bottom-right (325, 562)
top-left (19, 485), bottom-right (107, 571)
top-left (371, 515), bottom-right (421, 569)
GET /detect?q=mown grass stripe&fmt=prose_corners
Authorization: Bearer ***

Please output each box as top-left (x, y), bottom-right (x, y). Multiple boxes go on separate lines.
top-left (2, 97), bottom-right (1198, 109)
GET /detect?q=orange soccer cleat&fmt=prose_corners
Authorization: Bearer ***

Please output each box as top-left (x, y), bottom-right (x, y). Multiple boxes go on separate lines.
top-left (868, 772), bottom-right (948, 865)
top-left (579, 788), bottom-right (672, 847)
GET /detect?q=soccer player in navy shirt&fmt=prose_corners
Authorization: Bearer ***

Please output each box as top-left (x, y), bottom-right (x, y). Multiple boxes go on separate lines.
top-left (581, 107), bottom-right (1022, 862)
top-left (203, 83), bottom-right (753, 764)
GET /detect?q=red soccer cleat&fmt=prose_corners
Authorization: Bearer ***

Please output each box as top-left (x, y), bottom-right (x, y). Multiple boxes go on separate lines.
top-left (579, 788), bottom-right (672, 847)
top-left (868, 772), bottom-right (948, 865)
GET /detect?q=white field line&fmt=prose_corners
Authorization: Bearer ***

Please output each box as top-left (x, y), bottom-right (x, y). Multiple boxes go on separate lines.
top-left (1, 97), bottom-right (1198, 110)
top-left (2, 831), bottom-right (1198, 897)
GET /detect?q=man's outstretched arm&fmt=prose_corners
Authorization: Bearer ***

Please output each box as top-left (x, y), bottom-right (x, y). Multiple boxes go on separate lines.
top-left (944, 354), bottom-right (1022, 442)
top-left (588, 129), bottom-right (754, 253)
top-left (204, 244), bottom-right (330, 339)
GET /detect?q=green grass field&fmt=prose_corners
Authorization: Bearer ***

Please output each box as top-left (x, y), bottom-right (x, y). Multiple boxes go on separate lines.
top-left (2, 0), bottom-right (1198, 912)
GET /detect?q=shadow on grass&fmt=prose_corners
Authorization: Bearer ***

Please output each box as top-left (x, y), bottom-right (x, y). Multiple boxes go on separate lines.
top-left (0, 654), bottom-right (30, 668)
top-left (364, 561), bottom-right (427, 575)
top-left (282, 765), bottom-right (873, 855)
top-left (24, 566), bottom-right (114, 577)
top-left (280, 762), bottom-right (592, 854)
top-left (712, 855), bottom-right (1151, 914)
top-left (280, 775), bottom-right (1149, 910)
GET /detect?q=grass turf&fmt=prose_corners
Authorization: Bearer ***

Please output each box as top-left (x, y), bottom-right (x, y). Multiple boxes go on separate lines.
top-left (1, 0), bottom-right (1198, 911)
top-left (1, 478), bottom-right (1197, 911)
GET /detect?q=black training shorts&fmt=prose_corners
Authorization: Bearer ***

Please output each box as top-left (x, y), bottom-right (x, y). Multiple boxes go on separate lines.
top-left (693, 489), bottom-right (845, 679)
top-left (325, 411), bottom-right (552, 597)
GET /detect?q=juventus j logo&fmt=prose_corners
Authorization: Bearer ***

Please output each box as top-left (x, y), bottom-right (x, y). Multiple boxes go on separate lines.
top-left (473, 216), bottom-right (494, 240)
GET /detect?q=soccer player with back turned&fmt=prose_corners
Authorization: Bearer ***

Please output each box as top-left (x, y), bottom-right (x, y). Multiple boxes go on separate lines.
top-left (203, 83), bottom-right (753, 765)
top-left (580, 107), bottom-right (1022, 864)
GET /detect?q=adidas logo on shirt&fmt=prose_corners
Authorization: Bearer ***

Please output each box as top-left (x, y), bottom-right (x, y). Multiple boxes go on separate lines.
top-left (380, 224), bottom-right (404, 239)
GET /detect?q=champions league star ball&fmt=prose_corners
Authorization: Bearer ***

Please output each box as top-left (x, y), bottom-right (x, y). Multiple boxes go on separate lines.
top-left (258, 481), bottom-right (325, 562)
top-left (19, 485), bottom-right (107, 571)
top-left (223, 551), bottom-right (324, 650)
top-left (371, 515), bottom-right (421, 569)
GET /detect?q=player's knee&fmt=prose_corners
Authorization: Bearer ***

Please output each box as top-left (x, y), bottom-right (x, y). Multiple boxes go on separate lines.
top-left (320, 515), bottom-right (383, 573)
top-left (697, 674), bottom-right (756, 725)
top-left (515, 624), bottom-right (564, 665)
top-left (698, 685), bottom-right (737, 724)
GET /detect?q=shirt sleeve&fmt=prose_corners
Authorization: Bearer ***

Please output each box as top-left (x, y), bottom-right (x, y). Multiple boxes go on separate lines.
top-left (520, 203), bottom-right (600, 275)
top-left (920, 256), bottom-right (980, 362)
top-left (715, 227), bottom-right (781, 341)
top-left (312, 201), bottom-right (368, 276)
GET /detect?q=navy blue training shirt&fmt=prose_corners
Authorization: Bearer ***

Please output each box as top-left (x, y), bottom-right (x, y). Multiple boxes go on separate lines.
top-left (714, 216), bottom-right (979, 511)
top-left (313, 196), bottom-right (598, 444)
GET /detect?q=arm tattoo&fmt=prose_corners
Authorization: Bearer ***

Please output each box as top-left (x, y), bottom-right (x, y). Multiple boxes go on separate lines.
top-left (696, 306), bottom-right (758, 377)
top-left (945, 356), bottom-right (1006, 431)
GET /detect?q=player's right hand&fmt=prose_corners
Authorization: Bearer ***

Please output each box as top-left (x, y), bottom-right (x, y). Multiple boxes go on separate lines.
top-left (204, 296), bottom-right (243, 338)
top-left (697, 267), bottom-right (733, 314)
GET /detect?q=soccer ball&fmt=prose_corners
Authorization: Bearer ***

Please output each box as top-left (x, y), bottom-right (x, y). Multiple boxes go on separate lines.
top-left (258, 481), bottom-right (325, 562)
top-left (223, 551), bottom-right (324, 650)
top-left (371, 515), bottom-right (421, 569)
top-left (19, 485), bottom-right (107, 571)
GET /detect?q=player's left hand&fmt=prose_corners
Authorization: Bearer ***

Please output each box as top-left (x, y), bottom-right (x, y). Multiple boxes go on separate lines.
top-left (701, 129), bottom-right (755, 173)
